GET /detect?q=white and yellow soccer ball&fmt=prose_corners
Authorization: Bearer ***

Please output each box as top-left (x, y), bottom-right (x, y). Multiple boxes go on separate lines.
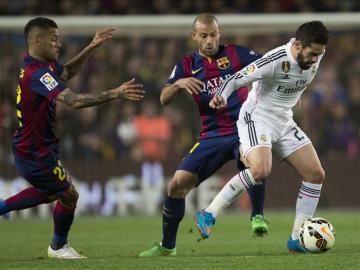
top-left (299, 217), bottom-right (336, 253)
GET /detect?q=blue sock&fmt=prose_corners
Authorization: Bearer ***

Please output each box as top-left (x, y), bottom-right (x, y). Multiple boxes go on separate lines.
top-left (161, 196), bottom-right (185, 249)
top-left (0, 200), bottom-right (9, 215)
top-left (247, 179), bottom-right (266, 218)
top-left (51, 234), bottom-right (68, 250)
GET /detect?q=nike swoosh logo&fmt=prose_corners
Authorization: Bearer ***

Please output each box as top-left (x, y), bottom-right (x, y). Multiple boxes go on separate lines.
top-left (192, 68), bottom-right (203, 75)
top-left (320, 226), bottom-right (333, 240)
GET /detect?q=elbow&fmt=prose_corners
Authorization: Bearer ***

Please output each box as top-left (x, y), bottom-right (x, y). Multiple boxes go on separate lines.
top-left (160, 95), bottom-right (169, 106)
top-left (62, 66), bottom-right (76, 81)
top-left (160, 99), bottom-right (167, 106)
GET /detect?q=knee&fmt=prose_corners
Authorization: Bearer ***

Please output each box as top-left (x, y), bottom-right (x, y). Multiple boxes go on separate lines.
top-left (250, 165), bottom-right (271, 182)
top-left (57, 185), bottom-right (79, 208)
top-left (307, 167), bottom-right (325, 184)
top-left (168, 178), bottom-right (185, 198)
top-left (167, 176), bottom-right (195, 199)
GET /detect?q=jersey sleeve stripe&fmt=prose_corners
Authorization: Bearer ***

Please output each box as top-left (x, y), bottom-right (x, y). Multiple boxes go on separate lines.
top-left (255, 49), bottom-right (286, 66)
top-left (216, 72), bottom-right (238, 96)
top-left (256, 52), bottom-right (287, 68)
top-left (255, 51), bottom-right (286, 66)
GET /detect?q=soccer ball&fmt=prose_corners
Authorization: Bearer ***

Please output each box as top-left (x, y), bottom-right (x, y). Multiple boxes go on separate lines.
top-left (299, 217), bottom-right (335, 253)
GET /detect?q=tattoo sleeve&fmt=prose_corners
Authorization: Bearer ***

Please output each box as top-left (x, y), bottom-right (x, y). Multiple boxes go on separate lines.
top-left (57, 88), bottom-right (116, 108)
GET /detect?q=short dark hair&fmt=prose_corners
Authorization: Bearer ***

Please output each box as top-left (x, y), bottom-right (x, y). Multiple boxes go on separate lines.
top-left (24, 17), bottom-right (58, 41)
top-left (295, 21), bottom-right (329, 47)
top-left (193, 13), bottom-right (218, 30)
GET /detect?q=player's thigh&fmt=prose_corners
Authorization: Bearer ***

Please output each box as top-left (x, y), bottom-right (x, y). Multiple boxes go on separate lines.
top-left (237, 110), bottom-right (273, 175)
top-left (168, 170), bottom-right (198, 196)
top-left (176, 137), bottom-right (234, 184)
top-left (246, 146), bottom-right (272, 180)
top-left (285, 143), bottom-right (325, 184)
top-left (237, 110), bottom-right (272, 159)
top-left (14, 153), bottom-right (71, 196)
top-left (246, 146), bottom-right (272, 168)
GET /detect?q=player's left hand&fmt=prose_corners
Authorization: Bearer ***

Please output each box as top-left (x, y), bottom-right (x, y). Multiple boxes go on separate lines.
top-left (90, 28), bottom-right (115, 48)
top-left (112, 78), bottom-right (145, 101)
top-left (209, 95), bottom-right (227, 109)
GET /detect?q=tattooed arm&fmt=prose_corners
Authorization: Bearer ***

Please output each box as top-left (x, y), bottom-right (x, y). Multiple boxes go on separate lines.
top-left (57, 78), bottom-right (144, 109)
top-left (60, 28), bottom-right (115, 81)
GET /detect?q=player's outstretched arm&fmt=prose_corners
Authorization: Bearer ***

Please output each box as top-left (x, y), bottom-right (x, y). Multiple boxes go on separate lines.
top-left (57, 78), bottom-right (144, 109)
top-left (210, 62), bottom-right (267, 109)
top-left (160, 78), bottom-right (204, 106)
top-left (60, 28), bottom-right (115, 81)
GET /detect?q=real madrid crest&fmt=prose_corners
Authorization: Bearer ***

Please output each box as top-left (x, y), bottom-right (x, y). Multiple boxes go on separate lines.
top-left (216, 56), bottom-right (230, 69)
top-left (281, 61), bottom-right (290, 73)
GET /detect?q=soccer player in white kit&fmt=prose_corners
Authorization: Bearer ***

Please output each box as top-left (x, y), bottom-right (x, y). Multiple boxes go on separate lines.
top-left (205, 21), bottom-right (329, 253)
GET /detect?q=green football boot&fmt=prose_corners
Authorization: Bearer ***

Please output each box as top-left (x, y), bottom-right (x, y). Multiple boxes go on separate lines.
top-left (251, 214), bottom-right (269, 237)
top-left (138, 242), bottom-right (176, 257)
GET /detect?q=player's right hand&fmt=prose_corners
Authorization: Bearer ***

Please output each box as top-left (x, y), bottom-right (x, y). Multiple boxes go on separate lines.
top-left (175, 78), bottom-right (204, 95)
top-left (90, 27), bottom-right (115, 48)
top-left (209, 95), bottom-right (227, 109)
top-left (112, 78), bottom-right (145, 101)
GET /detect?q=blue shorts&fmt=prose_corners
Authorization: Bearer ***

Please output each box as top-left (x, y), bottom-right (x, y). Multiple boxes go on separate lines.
top-left (177, 134), bottom-right (245, 185)
top-left (13, 152), bottom-right (71, 195)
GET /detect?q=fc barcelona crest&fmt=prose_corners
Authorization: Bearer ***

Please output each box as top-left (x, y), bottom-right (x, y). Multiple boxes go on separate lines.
top-left (216, 56), bottom-right (230, 69)
top-left (282, 61), bottom-right (290, 73)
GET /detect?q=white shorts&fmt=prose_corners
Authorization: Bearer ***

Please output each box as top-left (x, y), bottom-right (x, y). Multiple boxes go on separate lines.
top-left (237, 102), bottom-right (311, 161)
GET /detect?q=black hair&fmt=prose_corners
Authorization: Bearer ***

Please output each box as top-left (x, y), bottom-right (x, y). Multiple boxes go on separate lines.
top-left (295, 21), bottom-right (329, 47)
top-left (24, 17), bottom-right (58, 41)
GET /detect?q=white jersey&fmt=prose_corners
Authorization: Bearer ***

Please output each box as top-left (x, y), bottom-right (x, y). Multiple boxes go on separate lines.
top-left (219, 38), bottom-right (324, 122)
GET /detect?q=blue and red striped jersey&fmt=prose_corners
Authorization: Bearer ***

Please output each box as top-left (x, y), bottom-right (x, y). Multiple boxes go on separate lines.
top-left (13, 53), bottom-right (66, 158)
top-left (166, 44), bottom-right (261, 139)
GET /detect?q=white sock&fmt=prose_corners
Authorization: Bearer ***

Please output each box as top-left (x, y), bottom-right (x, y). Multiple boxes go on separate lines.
top-left (291, 181), bottom-right (322, 240)
top-left (205, 169), bottom-right (255, 218)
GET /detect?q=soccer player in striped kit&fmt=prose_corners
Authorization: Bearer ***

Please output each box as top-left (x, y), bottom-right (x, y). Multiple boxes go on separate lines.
top-left (209, 21), bottom-right (329, 253)
top-left (0, 17), bottom-right (144, 259)
top-left (139, 13), bottom-right (268, 257)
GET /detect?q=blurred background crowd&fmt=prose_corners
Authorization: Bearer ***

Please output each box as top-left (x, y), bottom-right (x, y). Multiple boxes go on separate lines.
top-left (0, 0), bottom-right (359, 14)
top-left (0, 0), bottom-right (358, 214)
top-left (0, 23), bottom-right (358, 164)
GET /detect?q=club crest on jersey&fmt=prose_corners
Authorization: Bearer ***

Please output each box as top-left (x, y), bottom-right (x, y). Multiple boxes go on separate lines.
top-left (40, 72), bottom-right (58, 91)
top-left (216, 56), bottom-right (230, 69)
top-left (260, 134), bottom-right (267, 143)
top-left (282, 61), bottom-right (290, 73)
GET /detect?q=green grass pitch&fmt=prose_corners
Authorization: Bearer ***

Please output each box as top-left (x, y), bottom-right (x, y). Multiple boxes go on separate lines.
top-left (0, 211), bottom-right (359, 270)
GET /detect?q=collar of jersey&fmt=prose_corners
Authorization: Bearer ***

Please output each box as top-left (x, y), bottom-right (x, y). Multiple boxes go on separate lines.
top-left (25, 53), bottom-right (50, 65)
top-left (286, 38), bottom-right (298, 65)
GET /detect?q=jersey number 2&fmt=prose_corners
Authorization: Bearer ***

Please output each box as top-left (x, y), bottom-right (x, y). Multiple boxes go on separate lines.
top-left (291, 127), bottom-right (304, 141)
top-left (53, 160), bottom-right (67, 181)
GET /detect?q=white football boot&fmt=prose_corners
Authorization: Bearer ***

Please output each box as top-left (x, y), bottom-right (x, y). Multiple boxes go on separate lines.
top-left (48, 243), bottom-right (87, 259)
